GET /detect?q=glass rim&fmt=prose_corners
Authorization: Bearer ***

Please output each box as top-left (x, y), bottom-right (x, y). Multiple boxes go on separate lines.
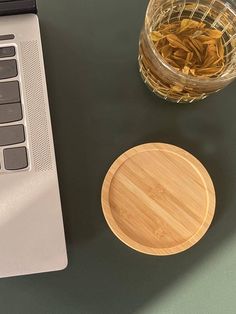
top-left (145, 0), bottom-right (236, 83)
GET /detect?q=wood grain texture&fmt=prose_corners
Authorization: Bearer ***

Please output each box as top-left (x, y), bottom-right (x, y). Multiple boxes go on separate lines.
top-left (101, 143), bottom-right (216, 255)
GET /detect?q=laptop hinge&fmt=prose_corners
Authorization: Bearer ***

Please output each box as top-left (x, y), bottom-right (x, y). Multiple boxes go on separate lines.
top-left (0, 0), bottom-right (37, 16)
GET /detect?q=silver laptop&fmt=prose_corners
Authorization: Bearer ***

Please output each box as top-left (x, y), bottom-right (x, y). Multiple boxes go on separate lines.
top-left (0, 0), bottom-right (67, 278)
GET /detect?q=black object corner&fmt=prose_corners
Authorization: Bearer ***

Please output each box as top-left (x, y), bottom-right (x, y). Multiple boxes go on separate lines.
top-left (0, 0), bottom-right (37, 16)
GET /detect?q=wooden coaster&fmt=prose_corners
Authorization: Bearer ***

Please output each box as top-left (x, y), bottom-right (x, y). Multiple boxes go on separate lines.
top-left (101, 143), bottom-right (216, 255)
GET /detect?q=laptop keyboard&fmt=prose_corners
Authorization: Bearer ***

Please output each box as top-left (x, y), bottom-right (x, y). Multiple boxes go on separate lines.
top-left (0, 45), bottom-right (28, 172)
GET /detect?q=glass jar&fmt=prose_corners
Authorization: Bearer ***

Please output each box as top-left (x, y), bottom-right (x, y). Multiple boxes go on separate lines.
top-left (138, 0), bottom-right (236, 103)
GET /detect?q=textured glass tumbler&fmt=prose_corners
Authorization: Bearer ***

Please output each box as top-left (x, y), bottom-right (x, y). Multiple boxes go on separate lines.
top-left (138, 0), bottom-right (236, 103)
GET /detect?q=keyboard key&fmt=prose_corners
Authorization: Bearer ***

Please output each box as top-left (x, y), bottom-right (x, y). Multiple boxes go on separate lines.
top-left (4, 147), bottom-right (28, 170)
top-left (0, 46), bottom-right (15, 58)
top-left (0, 81), bottom-right (20, 104)
top-left (0, 35), bottom-right (15, 41)
top-left (0, 59), bottom-right (17, 79)
top-left (0, 103), bottom-right (22, 124)
top-left (0, 124), bottom-right (25, 146)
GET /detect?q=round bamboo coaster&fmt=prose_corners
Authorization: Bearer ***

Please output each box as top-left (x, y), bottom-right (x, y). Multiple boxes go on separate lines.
top-left (101, 143), bottom-right (216, 255)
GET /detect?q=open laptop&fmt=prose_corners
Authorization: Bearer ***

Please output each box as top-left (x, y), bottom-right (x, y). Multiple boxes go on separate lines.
top-left (0, 0), bottom-right (67, 278)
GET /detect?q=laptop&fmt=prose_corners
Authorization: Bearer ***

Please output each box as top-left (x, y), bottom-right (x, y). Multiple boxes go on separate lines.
top-left (0, 0), bottom-right (67, 278)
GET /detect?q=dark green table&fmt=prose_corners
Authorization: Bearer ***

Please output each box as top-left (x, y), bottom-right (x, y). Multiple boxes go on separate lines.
top-left (1, 1), bottom-right (236, 313)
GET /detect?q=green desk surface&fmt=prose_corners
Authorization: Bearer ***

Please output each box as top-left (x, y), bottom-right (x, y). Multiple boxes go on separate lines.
top-left (1, 1), bottom-right (236, 313)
